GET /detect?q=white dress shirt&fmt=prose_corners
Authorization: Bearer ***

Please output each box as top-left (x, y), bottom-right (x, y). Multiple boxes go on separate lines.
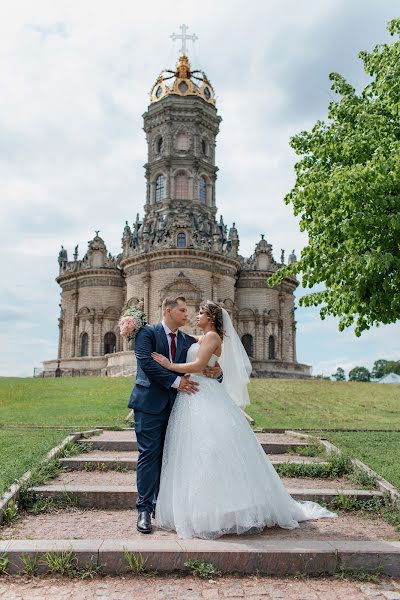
top-left (161, 321), bottom-right (181, 389)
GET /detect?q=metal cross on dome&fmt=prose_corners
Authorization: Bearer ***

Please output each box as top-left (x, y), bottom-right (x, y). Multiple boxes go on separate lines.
top-left (170, 24), bottom-right (198, 54)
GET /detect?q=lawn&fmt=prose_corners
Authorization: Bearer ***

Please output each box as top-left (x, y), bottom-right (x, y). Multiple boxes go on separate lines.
top-left (1, 377), bottom-right (399, 430)
top-left (246, 379), bottom-right (400, 430)
top-left (0, 429), bottom-right (71, 496)
top-left (0, 377), bottom-right (134, 427)
top-left (323, 431), bottom-right (400, 490)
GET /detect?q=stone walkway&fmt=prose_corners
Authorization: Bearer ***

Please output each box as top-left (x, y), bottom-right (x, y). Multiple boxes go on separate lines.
top-left (1, 575), bottom-right (400, 599)
top-left (1, 508), bottom-right (398, 542)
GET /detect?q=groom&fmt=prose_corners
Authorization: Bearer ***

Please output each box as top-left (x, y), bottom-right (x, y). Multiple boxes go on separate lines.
top-left (128, 295), bottom-right (222, 534)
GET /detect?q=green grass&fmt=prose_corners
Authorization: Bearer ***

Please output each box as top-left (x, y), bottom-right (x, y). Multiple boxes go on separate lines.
top-left (0, 377), bottom-right (134, 427)
top-left (246, 379), bottom-right (400, 430)
top-left (2, 377), bottom-right (399, 430)
top-left (322, 431), bottom-right (400, 491)
top-left (0, 429), bottom-right (71, 496)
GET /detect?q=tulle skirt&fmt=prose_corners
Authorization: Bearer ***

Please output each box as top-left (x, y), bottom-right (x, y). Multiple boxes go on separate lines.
top-left (155, 375), bottom-right (335, 539)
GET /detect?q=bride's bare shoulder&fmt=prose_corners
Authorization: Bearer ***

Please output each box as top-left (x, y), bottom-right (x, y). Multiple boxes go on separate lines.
top-left (204, 331), bottom-right (222, 345)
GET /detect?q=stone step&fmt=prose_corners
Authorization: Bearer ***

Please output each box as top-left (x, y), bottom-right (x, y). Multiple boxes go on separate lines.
top-left (1, 538), bottom-right (399, 576)
top-left (60, 451), bottom-right (328, 471)
top-left (29, 476), bottom-right (383, 509)
top-left (79, 431), bottom-right (312, 454)
top-left (60, 455), bottom-right (138, 471)
top-left (3, 507), bottom-right (398, 543)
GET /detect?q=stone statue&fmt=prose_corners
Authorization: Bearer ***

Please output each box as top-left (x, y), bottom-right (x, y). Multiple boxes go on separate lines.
top-left (58, 245), bottom-right (68, 265)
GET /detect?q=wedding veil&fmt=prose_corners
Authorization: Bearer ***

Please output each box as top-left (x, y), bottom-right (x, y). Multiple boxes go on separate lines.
top-left (219, 308), bottom-right (252, 407)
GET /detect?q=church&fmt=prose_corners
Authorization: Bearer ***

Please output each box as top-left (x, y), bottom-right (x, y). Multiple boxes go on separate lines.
top-left (43, 48), bottom-right (311, 379)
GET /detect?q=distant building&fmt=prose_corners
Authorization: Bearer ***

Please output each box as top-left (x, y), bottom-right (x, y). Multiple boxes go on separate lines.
top-left (375, 373), bottom-right (400, 384)
top-left (43, 53), bottom-right (311, 379)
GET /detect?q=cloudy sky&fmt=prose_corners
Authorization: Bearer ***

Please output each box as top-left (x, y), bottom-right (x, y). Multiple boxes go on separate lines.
top-left (1, 0), bottom-right (399, 377)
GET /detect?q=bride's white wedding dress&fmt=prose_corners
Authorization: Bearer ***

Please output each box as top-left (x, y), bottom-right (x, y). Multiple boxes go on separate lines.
top-left (155, 343), bottom-right (335, 539)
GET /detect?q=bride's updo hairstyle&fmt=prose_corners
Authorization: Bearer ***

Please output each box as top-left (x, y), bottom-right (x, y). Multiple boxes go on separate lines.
top-left (200, 300), bottom-right (225, 340)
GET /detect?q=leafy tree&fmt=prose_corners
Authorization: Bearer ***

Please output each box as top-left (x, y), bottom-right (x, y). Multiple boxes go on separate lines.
top-left (332, 367), bottom-right (346, 381)
top-left (349, 366), bottom-right (371, 382)
top-left (371, 358), bottom-right (400, 378)
top-left (269, 19), bottom-right (400, 336)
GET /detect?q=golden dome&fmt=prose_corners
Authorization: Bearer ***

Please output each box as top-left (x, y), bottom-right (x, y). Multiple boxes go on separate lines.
top-left (150, 54), bottom-right (216, 105)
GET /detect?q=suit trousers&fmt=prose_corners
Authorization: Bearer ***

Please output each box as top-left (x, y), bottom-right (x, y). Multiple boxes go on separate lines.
top-left (134, 404), bottom-right (172, 513)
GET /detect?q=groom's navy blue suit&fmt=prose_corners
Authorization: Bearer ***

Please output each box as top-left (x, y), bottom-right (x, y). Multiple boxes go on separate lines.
top-left (128, 323), bottom-right (197, 514)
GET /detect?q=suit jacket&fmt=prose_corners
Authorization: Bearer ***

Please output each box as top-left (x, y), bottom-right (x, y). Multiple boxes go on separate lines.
top-left (128, 322), bottom-right (197, 414)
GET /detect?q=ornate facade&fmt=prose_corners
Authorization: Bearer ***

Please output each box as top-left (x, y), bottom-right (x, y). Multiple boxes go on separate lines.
top-left (43, 54), bottom-right (311, 379)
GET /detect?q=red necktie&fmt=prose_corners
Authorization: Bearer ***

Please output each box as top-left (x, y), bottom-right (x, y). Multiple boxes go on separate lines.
top-left (169, 332), bottom-right (176, 363)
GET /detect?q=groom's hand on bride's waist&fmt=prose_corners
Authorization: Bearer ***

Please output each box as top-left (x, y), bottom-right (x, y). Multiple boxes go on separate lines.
top-left (177, 375), bottom-right (199, 394)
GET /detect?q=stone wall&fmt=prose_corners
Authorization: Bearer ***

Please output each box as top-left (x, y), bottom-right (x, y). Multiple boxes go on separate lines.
top-left (123, 249), bottom-right (239, 327)
top-left (102, 351), bottom-right (136, 377)
top-left (235, 271), bottom-right (298, 367)
top-left (43, 351), bottom-right (137, 378)
top-left (58, 271), bottom-right (125, 359)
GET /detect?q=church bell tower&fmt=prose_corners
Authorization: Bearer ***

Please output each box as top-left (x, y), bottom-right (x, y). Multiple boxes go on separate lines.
top-left (120, 48), bottom-right (241, 325)
top-left (124, 53), bottom-right (231, 256)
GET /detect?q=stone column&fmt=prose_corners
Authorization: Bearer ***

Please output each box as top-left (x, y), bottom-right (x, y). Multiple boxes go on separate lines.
top-left (71, 275), bottom-right (80, 357)
top-left (211, 274), bottom-right (219, 302)
top-left (57, 310), bottom-right (63, 360)
top-left (211, 176), bottom-right (216, 207)
top-left (254, 311), bottom-right (260, 360)
top-left (189, 173), bottom-right (194, 201)
top-left (90, 314), bottom-right (95, 357)
top-left (97, 315), bottom-right (104, 356)
top-left (292, 308), bottom-right (297, 363)
top-left (279, 320), bottom-right (283, 360)
top-left (166, 172), bottom-right (170, 199)
top-left (142, 274), bottom-right (151, 321)
top-left (262, 316), bottom-right (267, 360)
top-left (150, 181), bottom-right (155, 205)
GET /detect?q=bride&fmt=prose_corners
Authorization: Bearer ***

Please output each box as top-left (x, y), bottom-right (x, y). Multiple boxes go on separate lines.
top-left (151, 300), bottom-right (335, 540)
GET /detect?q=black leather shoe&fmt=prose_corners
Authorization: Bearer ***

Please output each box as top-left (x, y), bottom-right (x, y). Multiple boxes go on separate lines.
top-left (137, 511), bottom-right (152, 534)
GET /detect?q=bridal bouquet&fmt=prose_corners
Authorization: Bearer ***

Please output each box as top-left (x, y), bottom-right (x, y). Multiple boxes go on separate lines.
top-left (119, 306), bottom-right (147, 341)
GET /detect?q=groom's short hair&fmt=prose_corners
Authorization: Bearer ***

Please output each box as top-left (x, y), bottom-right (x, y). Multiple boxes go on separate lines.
top-left (162, 295), bottom-right (186, 313)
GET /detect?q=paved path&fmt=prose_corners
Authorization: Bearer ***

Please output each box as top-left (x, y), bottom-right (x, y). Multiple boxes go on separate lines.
top-left (1, 575), bottom-right (400, 600)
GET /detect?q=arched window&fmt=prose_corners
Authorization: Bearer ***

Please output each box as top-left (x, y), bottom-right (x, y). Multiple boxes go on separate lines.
top-left (80, 332), bottom-right (89, 357)
top-left (177, 232), bottom-right (186, 248)
top-left (104, 332), bottom-right (116, 355)
top-left (199, 177), bottom-right (207, 203)
top-left (156, 136), bottom-right (163, 154)
top-left (201, 139), bottom-right (208, 156)
top-left (268, 335), bottom-right (276, 360)
top-left (155, 175), bottom-right (165, 202)
top-left (175, 174), bottom-right (189, 199)
top-left (175, 132), bottom-right (189, 151)
top-left (241, 334), bottom-right (253, 358)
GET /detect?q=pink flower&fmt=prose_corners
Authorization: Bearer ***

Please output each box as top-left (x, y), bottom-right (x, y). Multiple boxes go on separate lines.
top-left (119, 316), bottom-right (137, 337)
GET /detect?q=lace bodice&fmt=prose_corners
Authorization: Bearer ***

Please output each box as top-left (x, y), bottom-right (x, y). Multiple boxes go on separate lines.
top-left (187, 342), bottom-right (220, 367)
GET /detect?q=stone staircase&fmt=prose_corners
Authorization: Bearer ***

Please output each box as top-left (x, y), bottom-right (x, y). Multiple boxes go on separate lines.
top-left (1, 429), bottom-right (399, 576)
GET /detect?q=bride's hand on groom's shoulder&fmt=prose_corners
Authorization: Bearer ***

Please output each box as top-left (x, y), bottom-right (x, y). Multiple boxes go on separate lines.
top-left (151, 352), bottom-right (171, 368)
